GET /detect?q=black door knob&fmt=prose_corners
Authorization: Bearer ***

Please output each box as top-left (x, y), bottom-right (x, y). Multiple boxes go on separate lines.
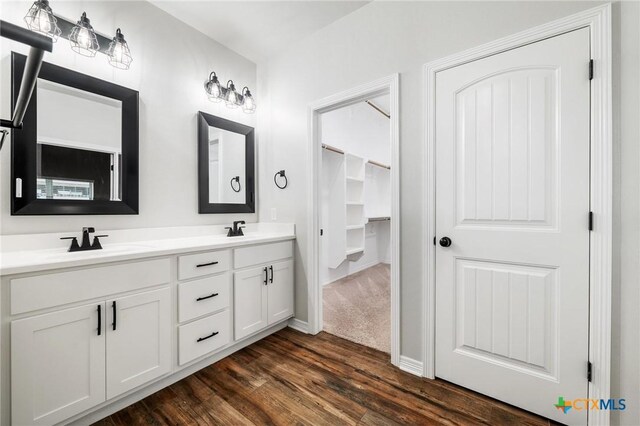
top-left (439, 237), bottom-right (452, 247)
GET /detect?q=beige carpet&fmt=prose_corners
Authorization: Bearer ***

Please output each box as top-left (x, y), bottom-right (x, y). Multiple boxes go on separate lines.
top-left (323, 263), bottom-right (391, 353)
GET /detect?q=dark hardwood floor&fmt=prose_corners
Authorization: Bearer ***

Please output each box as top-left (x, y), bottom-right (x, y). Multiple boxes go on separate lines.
top-left (95, 328), bottom-right (556, 425)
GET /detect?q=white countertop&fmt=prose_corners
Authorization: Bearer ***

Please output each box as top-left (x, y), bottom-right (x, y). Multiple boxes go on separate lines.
top-left (0, 223), bottom-right (295, 276)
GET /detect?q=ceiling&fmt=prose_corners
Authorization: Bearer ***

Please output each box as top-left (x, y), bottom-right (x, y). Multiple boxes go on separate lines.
top-left (151, 1), bottom-right (370, 63)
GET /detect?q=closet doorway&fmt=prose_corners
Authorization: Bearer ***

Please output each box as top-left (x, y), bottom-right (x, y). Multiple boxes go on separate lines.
top-left (307, 75), bottom-right (400, 366)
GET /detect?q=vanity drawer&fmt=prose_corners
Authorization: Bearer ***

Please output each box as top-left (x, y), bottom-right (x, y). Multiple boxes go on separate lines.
top-left (178, 250), bottom-right (231, 281)
top-left (178, 309), bottom-right (230, 365)
top-left (11, 258), bottom-right (171, 315)
top-left (233, 241), bottom-right (293, 269)
top-left (178, 273), bottom-right (230, 323)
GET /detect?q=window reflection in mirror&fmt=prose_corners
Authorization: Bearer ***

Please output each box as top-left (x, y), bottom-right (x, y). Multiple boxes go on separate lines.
top-left (208, 127), bottom-right (246, 204)
top-left (36, 79), bottom-right (122, 201)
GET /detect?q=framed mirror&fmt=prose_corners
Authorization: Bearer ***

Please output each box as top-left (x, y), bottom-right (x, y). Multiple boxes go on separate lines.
top-left (198, 112), bottom-right (255, 214)
top-left (11, 52), bottom-right (139, 215)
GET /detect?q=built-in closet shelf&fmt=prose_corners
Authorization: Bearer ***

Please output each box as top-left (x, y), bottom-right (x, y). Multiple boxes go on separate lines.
top-left (346, 247), bottom-right (364, 256)
top-left (346, 176), bottom-right (364, 183)
top-left (346, 202), bottom-right (364, 206)
top-left (346, 225), bottom-right (365, 230)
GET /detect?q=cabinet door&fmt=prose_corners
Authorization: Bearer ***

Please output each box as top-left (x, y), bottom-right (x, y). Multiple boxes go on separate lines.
top-left (11, 303), bottom-right (106, 425)
top-left (234, 265), bottom-right (268, 340)
top-left (268, 259), bottom-right (294, 325)
top-left (106, 287), bottom-right (171, 399)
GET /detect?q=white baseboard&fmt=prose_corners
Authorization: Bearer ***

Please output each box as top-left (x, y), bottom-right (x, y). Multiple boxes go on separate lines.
top-left (288, 318), bottom-right (309, 334)
top-left (399, 355), bottom-right (424, 377)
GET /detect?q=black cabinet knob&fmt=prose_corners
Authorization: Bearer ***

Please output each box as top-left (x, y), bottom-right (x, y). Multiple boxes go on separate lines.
top-left (439, 237), bottom-right (452, 247)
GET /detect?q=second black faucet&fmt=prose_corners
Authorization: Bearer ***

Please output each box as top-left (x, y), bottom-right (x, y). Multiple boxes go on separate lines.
top-left (226, 221), bottom-right (246, 237)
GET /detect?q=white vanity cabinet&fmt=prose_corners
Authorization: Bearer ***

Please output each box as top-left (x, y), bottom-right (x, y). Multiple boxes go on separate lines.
top-left (10, 285), bottom-right (171, 425)
top-left (9, 259), bottom-right (172, 425)
top-left (234, 242), bottom-right (294, 340)
top-left (2, 231), bottom-right (295, 426)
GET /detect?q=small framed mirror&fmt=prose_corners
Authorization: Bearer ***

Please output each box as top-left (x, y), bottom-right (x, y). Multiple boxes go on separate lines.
top-left (198, 112), bottom-right (255, 213)
top-left (11, 52), bottom-right (139, 215)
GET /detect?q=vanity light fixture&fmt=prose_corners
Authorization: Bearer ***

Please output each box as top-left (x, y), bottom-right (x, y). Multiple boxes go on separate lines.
top-left (107, 28), bottom-right (132, 69)
top-left (21, 1), bottom-right (133, 69)
top-left (69, 12), bottom-right (99, 57)
top-left (204, 72), bottom-right (256, 114)
top-left (242, 87), bottom-right (256, 114)
top-left (24, 0), bottom-right (61, 41)
top-left (204, 72), bottom-right (223, 102)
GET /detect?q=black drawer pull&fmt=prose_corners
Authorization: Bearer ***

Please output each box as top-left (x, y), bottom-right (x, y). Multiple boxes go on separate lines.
top-left (197, 331), bottom-right (219, 342)
top-left (97, 305), bottom-right (102, 336)
top-left (263, 267), bottom-right (268, 285)
top-left (269, 265), bottom-right (274, 283)
top-left (196, 293), bottom-right (219, 301)
top-left (196, 261), bottom-right (219, 268)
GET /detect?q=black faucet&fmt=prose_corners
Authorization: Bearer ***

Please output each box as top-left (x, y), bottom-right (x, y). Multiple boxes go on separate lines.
top-left (60, 227), bottom-right (109, 252)
top-left (226, 221), bottom-right (246, 237)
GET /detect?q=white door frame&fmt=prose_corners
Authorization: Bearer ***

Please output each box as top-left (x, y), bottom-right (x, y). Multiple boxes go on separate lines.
top-left (307, 74), bottom-right (401, 366)
top-left (423, 4), bottom-right (612, 425)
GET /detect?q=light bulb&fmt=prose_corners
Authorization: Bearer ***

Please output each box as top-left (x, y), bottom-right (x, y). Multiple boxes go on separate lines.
top-left (226, 90), bottom-right (238, 108)
top-left (69, 12), bottom-right (99, 57)
top-left (35, 9), bottom-right (51, 33)
top-left (107, 28), bottom-right (133, 70)
top-left (204, 72), bottom-right (223, 102)
top-left (77, 27), bottom-right (90, 48)
top-left (242, 87), bottom-right (256, 114)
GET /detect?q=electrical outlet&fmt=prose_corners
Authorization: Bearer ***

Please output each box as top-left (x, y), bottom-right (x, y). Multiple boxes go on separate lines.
top-left (271, 207), bottom-right (277, 221)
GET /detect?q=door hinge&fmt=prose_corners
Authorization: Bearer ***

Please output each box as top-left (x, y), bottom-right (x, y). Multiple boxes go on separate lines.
top-left (587, 361), bottom-right (593, 382)
top-left (589, 211), bottom-right (594, 231)
top-left (589, 59), bottom-right (594, 80)
top-left (320, 228), bottom-right (323, 236)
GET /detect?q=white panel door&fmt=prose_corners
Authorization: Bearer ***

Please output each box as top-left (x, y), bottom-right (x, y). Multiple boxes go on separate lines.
top-left (106, 287), bottom-right (171, 399)
top-left (435, 28), bottom-right (590, 424)
top-left (267, 259), bottom-right (294, 325)
top-left (234, 265), bottom-right (269, 340)
top-left (11, 303), bottom-right (106, 425)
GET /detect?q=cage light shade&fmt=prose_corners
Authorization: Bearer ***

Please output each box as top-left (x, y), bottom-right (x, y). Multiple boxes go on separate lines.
top-left (242, 90), bottom-right (256, 114)
top-left (225, 81), bottom-right (240, 108)
top-left (69, 12), bottom-right (99, 57)
top-left (24, 0), bottom-right (61, 41)
top-left (205, 73), bottom-right (223, 102)
top-left (107, 28), bottom-right (132, 69)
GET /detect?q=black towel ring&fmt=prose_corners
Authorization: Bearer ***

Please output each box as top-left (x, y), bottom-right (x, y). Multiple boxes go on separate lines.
top-left (274, 170), bottom-right (288, 189)
top-left (230, 176), bottom-right (241, 192)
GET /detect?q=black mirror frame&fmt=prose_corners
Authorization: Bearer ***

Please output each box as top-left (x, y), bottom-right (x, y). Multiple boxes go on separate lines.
top-left (10, 52), bottom-right (139, 215)
top-left (198, 111), bottom-right (255, 214)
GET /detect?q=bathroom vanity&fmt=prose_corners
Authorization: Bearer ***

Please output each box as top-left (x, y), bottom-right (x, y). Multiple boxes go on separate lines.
top-left (0, 223), bottom-right (295, 425)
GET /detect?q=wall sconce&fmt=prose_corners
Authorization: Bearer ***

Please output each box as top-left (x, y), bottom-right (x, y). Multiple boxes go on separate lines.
top-left (204, 72), bottom-right (256, 114)
top-left (69, 12), bottom-right (99, 57)
top-left (24, 0), bottom-right (61, 40)
top-left (22, 0), bottom-right (132, 69)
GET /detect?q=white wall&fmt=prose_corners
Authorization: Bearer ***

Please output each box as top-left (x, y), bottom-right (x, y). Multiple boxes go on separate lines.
top-left (257, 2), bottom-right (640, 424)
top-left (0, 0), bottom-right (258, 234)
top-left (320, 94), bottom-right (390, 165)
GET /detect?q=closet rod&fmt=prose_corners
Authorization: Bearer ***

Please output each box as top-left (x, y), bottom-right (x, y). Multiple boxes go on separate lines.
top-left (367, 160), bottom-right (391, 170)
top-left (365, 100), bottom-right (390, 119)
top-left (368, 217), bottom-right (390, 222)
top-left (322, 144), bottom-right (344, 155)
